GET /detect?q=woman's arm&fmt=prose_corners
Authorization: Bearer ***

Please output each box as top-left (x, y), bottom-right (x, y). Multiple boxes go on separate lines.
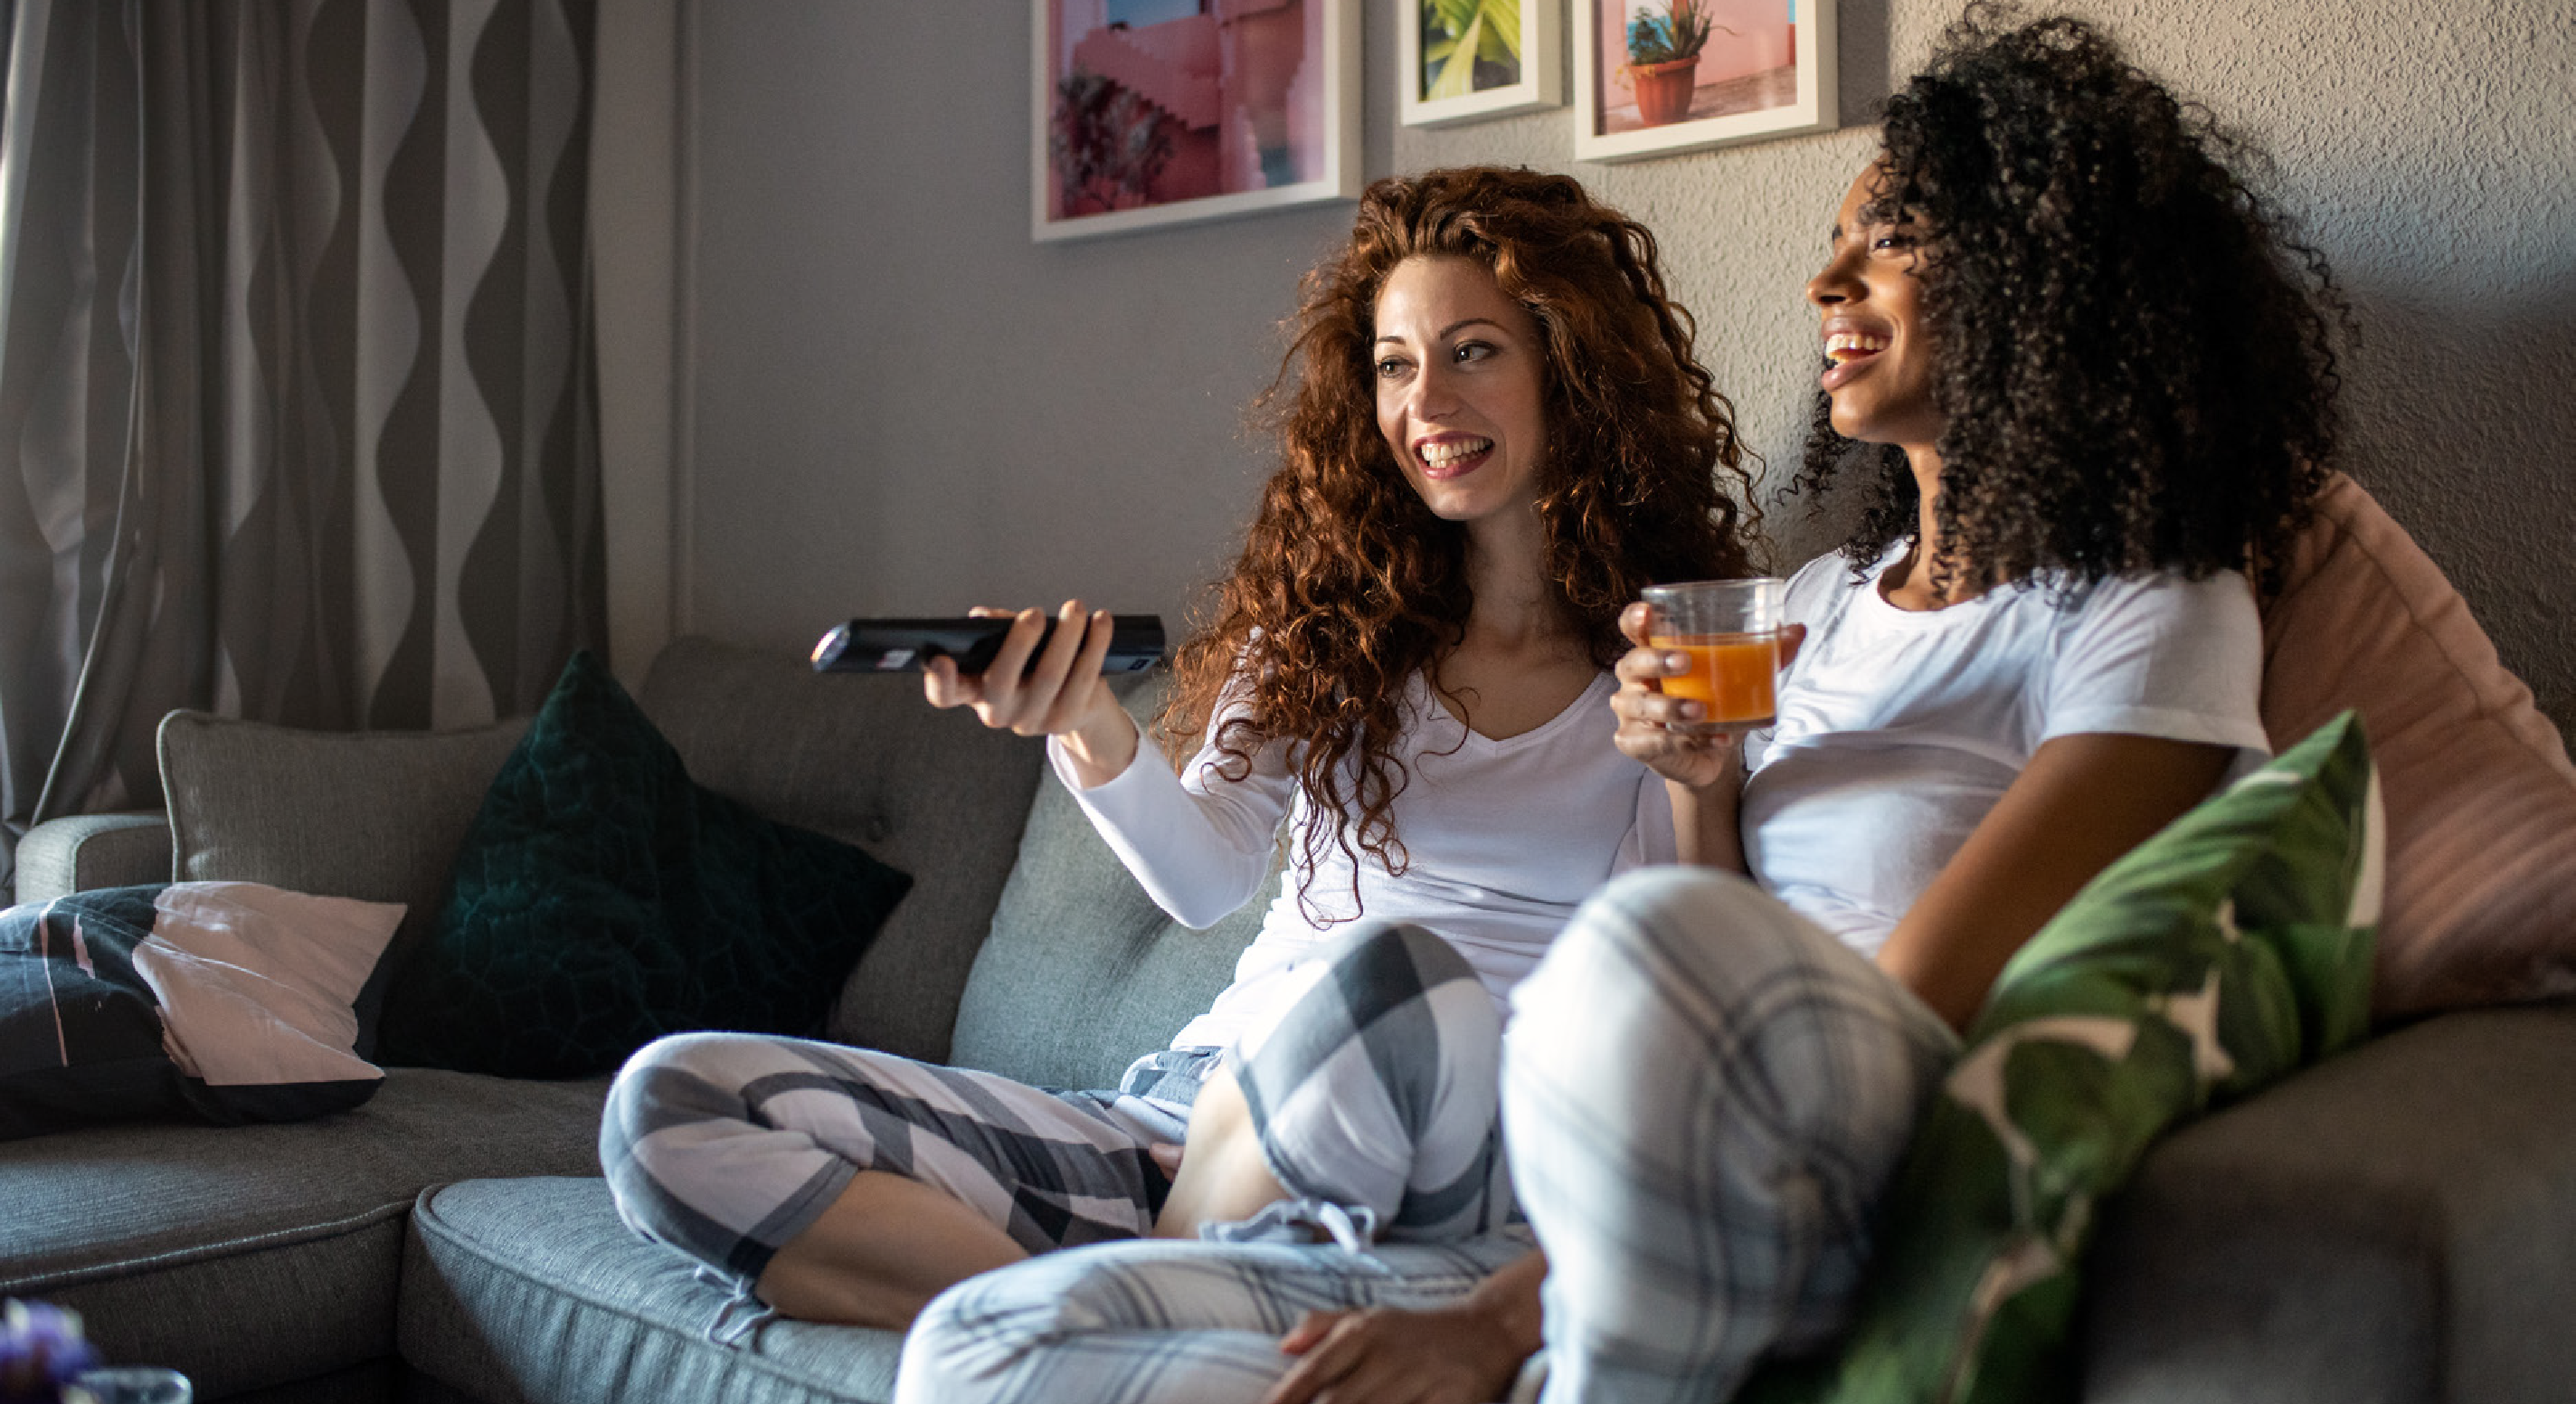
top-left (1875, 732), bottom-right (2235, 1031)
top-left (927, 602), bottom-right (1292, 928)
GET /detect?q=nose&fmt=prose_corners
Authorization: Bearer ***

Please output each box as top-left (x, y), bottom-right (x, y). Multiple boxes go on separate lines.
top-left (1806, 241), bottom-right (1860, 309)
top-left (1406, 359), bottom-right (1462, 420)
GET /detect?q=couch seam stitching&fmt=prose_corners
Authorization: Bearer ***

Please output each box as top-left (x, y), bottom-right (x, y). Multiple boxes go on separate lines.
top-left (0, 1200), bottom-right (413, 1295)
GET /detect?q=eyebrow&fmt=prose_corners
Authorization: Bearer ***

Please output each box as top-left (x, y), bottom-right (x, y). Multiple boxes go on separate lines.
top-left (1376, 317), bottom-right (1508, 346)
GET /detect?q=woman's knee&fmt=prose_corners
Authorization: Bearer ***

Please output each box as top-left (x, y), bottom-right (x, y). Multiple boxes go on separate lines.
top-left (1512, 868), bottom-right (1791, 1039)
top-left (1245, 921), bottom-right (1496, 1071)
top-left (1232, 923), bottom-right (1505, 1225)
top-left (1509, 866), bottom-right (1949, 1149)
top-left (1316, 921), bottom-right (1479, 1000)
top-left (603, 1032), bottom-right (776, 1145)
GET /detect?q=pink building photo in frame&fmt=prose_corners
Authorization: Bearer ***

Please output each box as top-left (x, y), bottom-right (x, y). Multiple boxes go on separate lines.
top-left (1037, 0), bottom-right (1349, 237)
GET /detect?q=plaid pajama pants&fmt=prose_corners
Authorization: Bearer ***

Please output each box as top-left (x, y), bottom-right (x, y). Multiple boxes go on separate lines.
top-left (895, 868), bottom-right (1957, 1404)
top-left (598, 923), bottom-right (1507, 1302)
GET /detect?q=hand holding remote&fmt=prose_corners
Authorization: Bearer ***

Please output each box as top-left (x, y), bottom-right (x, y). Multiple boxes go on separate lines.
top-left (922, 602), bottom-right (1140, 785)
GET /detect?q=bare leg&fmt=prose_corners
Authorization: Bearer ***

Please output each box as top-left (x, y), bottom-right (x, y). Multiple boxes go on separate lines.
top-left (1151, 1065), bottom-right (1288, 1238)
top-left (754, 1171), bottom-right (1030, 1329)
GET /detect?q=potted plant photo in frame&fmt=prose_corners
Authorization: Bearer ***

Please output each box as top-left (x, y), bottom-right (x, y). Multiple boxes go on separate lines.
top-left (1573, 0), bottom-right (1836, 161)
top-left (1399, 0), bottom-right (1563, 128)
top-left (1032, 0), bottom-right (1360, 241)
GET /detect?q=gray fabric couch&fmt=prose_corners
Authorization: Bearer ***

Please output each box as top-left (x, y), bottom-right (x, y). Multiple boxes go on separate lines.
top-left (3, 635), bottom-right (2570, 1404)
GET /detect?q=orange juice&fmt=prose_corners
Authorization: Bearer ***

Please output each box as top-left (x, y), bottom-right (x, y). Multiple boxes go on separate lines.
top-left (1651, 631), bottom-right (1778, 726)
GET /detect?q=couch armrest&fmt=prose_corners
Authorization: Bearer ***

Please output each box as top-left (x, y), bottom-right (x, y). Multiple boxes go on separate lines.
top-left (2081, 1000), bottom-right (2576, 1404)
top-left (14, 811), bottom-right (174, 901)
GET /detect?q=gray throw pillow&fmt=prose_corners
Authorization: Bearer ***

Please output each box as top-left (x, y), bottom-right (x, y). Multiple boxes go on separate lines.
top-left (157, 711), bottom-right (528, 1055)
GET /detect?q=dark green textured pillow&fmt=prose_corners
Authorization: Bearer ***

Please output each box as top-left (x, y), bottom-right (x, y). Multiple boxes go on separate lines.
top-left (376, 651), bottom-right (913, 1077)
top-left (1742, 711), bottom-right (2382, 1404)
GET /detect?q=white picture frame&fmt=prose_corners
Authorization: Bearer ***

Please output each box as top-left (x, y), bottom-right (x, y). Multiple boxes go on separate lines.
top-left (1573, 0), bottom-right (1836, 163)
top-left (1399, 0), bottom-right (1564, 128)
top-left (1032, 0), bottom-right (1361, 242)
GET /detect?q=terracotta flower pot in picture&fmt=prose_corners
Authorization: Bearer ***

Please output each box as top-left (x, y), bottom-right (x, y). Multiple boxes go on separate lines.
top-left (1627, 57), bottom-right (1698, 126)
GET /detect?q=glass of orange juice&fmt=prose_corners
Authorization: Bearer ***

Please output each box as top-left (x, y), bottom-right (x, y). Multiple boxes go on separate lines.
top-left (1641, 579), bottom-right (1785, 730)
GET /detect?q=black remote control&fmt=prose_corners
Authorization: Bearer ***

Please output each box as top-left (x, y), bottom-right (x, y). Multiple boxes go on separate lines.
top-left (811, 615), bottom-right (1166, 677)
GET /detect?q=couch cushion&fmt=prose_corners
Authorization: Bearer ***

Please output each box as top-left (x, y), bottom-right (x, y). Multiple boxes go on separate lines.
top-left (2082, 1000), bottom-right (2576, 1404)
top-left (402, 1177), bottom-right (901, 1404)
top-left (158, 710), bottom-right (531, 1054)
top-left (637, 637), bottom-right (1048, 1065)
top-left (2259, 472), bottom-right (2576, 1018)
top-left (378, 653), bottom-right (912, 1078)
top-left (948, 678), bottom-right (1275, 1091)
top-left (0, 1068), bottom-right (607, 1400)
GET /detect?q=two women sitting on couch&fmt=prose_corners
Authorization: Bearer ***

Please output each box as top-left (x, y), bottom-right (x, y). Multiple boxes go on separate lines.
top-left (602, 9), bottom-right (2350, 1402)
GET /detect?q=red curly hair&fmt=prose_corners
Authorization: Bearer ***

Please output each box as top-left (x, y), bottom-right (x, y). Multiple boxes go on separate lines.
top-left (1159, 166), bottom-right (1754, 915)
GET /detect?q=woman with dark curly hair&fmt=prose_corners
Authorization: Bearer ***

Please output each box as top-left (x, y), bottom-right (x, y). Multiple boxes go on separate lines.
top-left (1492, 9), bottom-right (2349, 1401)
top-left (596, 166), bottom-right (1752, 1352)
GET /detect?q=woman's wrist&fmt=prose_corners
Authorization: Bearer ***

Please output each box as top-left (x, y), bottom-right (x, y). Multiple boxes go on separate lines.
top-left (1459, 1250), bottom-right (1548, 1361)
top-left (1667, 756), bottom-right (1747, 870)
top-left (1056, 698), bottom-right (1141, 788)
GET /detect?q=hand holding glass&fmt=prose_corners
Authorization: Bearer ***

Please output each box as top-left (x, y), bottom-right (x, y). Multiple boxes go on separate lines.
top-left (1641, 579), bottom-right (1785, 729)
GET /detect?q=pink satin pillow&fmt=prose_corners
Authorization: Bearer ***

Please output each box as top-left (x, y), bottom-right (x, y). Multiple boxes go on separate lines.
top-left (2260, 472), bottom-right (2576, 1020)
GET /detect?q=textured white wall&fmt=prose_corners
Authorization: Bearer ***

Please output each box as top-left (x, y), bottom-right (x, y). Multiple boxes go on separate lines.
top-left (677, 0), bottom-right (2575, 736)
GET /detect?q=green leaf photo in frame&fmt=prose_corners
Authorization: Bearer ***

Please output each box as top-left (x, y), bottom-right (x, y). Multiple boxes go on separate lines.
top-left (1400, 0), bottom-right (1564, 128)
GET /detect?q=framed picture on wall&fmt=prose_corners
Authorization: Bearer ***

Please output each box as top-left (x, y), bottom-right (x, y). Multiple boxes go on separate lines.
top-left (1572, 0), bottom-right (1835, 162)
top-left (1399, 0), bottom-right (1563, 128)
top-left (1032, 0), bottom-right (1360, 242)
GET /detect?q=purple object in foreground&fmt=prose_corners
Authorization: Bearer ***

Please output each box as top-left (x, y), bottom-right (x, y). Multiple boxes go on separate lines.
top-left (0, 1300), bottom-right (102, 1403)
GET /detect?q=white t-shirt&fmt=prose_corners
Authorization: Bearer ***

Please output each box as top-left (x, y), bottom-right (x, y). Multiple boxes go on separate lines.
top-left (1741, 545), bottom-right (2269, 958)
top-left (1052, 670), bottom-right (1676, 1051)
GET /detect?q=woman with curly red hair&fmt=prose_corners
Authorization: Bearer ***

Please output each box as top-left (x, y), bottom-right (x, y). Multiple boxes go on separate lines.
top-left (596, 166), bottom-right (1753, 1344)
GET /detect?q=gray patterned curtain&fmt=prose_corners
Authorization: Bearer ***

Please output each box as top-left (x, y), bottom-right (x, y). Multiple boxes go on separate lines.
top-left (0, 0), bottom-right (605, 890)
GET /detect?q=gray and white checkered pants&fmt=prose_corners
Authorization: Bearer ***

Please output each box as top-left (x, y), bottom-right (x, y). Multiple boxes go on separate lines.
top-left (895, 868), bottom-right (1956, 1404)
top-left (598, 923), bottom-right (1508, 1294)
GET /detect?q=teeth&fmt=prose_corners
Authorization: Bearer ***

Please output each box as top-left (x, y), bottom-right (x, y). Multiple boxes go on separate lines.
top-left (1825, 331), bottom-right (1890, 361)
top-left (1419, 438), bottom-right (1492, 465)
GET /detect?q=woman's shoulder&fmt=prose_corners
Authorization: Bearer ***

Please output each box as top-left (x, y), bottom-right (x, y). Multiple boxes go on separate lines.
top-left (1781, 543), bottom-right (1895, 623)
top-left (2034, 565), bottom-right (2261, 664)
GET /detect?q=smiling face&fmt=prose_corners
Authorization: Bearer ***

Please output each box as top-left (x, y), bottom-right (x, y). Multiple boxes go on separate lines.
top-left (1805, 166), bottom-right (1943, 453)
top-left (1372, 254), bottom-right (1549, 528)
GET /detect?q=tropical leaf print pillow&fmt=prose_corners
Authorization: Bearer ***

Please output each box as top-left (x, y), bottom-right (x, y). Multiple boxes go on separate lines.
top-left (1742, 710), bottom-right (2382, 1404)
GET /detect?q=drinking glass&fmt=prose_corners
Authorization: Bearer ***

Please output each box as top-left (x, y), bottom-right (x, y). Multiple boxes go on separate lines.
top-left (65, 1367), bottom-right (193, 1404)
top-left (1640, 578), bottom-right (1785, 729)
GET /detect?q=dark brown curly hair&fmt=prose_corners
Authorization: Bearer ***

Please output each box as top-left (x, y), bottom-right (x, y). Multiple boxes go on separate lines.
top-left (1160, 166), bottom-right (1753, 914)
top-left (1796, 5), bottom-right (2348, 596)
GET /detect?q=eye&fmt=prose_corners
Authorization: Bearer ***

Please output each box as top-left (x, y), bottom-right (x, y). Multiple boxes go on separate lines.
top-left (1452, 340), bottom-right (1495, 365)
top-left (1375, 355), bottom-right (1411, 379)
top-left (1870, 230), bottom-right (1917, 252)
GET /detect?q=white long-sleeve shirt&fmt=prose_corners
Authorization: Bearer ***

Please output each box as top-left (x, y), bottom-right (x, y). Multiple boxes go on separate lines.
top-left (1050, 670), bottom-right (1675, 1052)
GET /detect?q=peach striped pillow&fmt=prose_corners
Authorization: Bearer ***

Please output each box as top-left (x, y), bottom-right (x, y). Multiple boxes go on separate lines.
top-left (2260, 472), bottom-right (2576, 1020)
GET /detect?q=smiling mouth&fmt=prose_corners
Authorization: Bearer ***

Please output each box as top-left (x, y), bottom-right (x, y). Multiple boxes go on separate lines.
top-left (1819, 330), bottom-right (1889, 393)
top-left (1416, 436), bottom-right (1493, 479)
top-left (1824, 330), bottom-right (1889, 364)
